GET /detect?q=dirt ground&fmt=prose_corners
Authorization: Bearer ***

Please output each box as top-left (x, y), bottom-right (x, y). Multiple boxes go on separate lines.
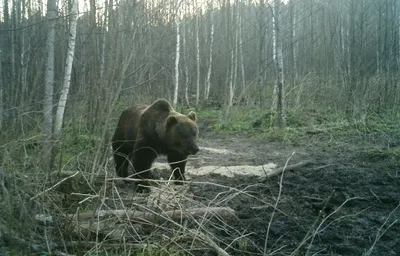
top-left (165, 119), bottom-right (400, 255)
top-left (20, 118), bottom-right (398, 255)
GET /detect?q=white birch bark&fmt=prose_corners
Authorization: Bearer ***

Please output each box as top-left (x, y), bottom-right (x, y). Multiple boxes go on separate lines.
top-left (43, 0), bottom-right (57, 170)
top-left (238, 14), bottom-right (246, 89)
top-left (274, 0), bottom-right (285, 128)
top-left (258, 0), bottom-right (266, 104)
top-left (272, 6), bottom-right (277, 62)
top-left (231, 3), bottom-right (239, 107)
top-left (227, 3), bottom-right (238, 109)
top-left (205, 2), bottom-right (214, 100)
top-left (290, 0), bottom-right (297, 78)
top-left (54, 0), bottom-right (78, 137)
top-left (173, 19), bottom-right (181, 107)
top-left (183, 19), bottom-right (190, 107)
top-left (272, 3), bottom-right (278, 109)
top-left (195, 12), bottom-right (200, 106)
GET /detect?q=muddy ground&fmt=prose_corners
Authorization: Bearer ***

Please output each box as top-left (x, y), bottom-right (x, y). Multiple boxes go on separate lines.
top-left (17, 118), bottom-right (397, 256)
top-left (166, 119), bottom-right (400, 255)
top-left (1, 116), bottom-right (399, 256)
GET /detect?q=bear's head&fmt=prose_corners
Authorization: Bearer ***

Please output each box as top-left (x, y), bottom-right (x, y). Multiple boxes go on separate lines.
top-left (164, 111), bottom-right (199, 156)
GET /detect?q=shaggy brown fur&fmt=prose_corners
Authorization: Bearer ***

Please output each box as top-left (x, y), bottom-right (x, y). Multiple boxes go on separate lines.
top-left (111, 99), bottom-right (199, 190)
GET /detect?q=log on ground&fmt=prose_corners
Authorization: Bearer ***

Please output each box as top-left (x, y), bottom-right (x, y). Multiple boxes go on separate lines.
top-left (67, 207), bottom-right (236, 224)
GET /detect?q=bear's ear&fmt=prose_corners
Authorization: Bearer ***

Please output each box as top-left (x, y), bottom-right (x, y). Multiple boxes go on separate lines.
top-left (166, 115), bottom-right (179, 127)
top-left (187, 111), bottom-right (197, 122)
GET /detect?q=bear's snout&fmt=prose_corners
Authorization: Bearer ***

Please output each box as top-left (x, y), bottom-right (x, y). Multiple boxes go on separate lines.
top-left (190, 144), bottom-right (200, 155)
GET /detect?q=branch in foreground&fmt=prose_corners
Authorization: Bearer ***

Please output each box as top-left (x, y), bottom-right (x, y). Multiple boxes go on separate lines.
top-left (66, 207), bottom-right (236, 224)
top-left (258, 160), bottom-right (312, 182)
top-left (187, 229), bottom-right (230, 256)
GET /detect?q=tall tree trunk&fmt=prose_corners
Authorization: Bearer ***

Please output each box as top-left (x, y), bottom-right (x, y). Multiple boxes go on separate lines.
top-left (10, 0), bottom-right (17, 109)
top-left (173, 20), bottom-right (180, 107)
top-left (309, 0), bottom-right (314, 69)
top-left (20, 0), bottom-right (28, 108)
top-left (229, 2), bottom-right (239, 108)
top-left (398, 0), bottom-right (400, 69)
top-left (272, 3), bottom-right (278, 109)
top-left (0, 50), bottom-right (3, 130)
top-left (99, 0), bottom-right (108, 81)
top-left (3, 0), bottom-right (10, 23)
top-left (258, 0), bottom-right (266, 105)
top-left (289, 0), bottom-right (297, 79)
top-left (54, 0), bottom-right (78, 137)
top-left (348, 0), bottom-right (356, 108)
top-left (238, 13), bottom-right (246, 90)
top-left (195, 12), bottom-right (201, 107)
top-left (87, 0), bottom-right (98, 133)
top-left (43, 0), bottom-right (57, 171)
top-left (183, 18), bottom-right (190, 107)
top-left (205, 2), bottom-right (214, 101)
top-left (274, 0), bottom-right (285, 128)
top-left (377, 3), bottom-right (382, 74)
top-left (2, 1), bottom-right (10, 117)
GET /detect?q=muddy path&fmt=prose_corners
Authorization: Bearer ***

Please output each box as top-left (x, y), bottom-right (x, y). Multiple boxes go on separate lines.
top-left (180, 120), bottom-right (400, 255)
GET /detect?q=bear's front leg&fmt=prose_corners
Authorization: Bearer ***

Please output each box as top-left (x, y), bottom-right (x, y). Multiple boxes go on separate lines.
top-left (167, 152), bottom-right (188, 185)
top-left (132, 141), bottom-right (158, 192)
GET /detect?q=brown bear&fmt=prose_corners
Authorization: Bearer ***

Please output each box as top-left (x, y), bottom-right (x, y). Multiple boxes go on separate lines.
top-left (111, 99), bottom-right (199, 190)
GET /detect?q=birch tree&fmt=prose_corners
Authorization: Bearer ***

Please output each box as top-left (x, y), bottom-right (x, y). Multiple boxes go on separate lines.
top-left (195, 10), bottom-right (201, 107)
top-left (54, 0), bottom-right (78, 137)
top-left (173, 19), bottom-right (180, 107)
top-left (238, 11), bottom-right (246, 90)
top-left (205, 1), bottom-right (214, 101)
top-left (183, 16), bottom-right (190, 107)
top-left (289, 0), bottom-right (297, 79)
top-left (271, 1), bottom-right (278, 109)
top-left (228, 2), bottom-right (239, 109)
top-left (258, 0), bottom-right (266, 105)
top-left (274, 0), bottom-right (285, 128)
top-left (99, 0), bottom-right (108, 81)
top-left (43, 0), bottom-right (57, 170)
top-left (19, 0), bottom-right (29, 107)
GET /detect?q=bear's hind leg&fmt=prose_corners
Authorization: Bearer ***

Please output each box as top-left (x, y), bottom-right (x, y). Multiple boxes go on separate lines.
top-left (112, 142), bottom-right (132, 179)
top-left (114, 152), bottom-right (130, 178)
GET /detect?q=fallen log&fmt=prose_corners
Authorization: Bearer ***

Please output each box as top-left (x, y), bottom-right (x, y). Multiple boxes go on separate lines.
top-left (67, 207), bottom-right (236, 224)
top-left (258, 160), bottom-right (312, 182)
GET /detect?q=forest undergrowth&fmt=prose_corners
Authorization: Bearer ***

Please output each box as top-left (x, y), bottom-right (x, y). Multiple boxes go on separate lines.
top-left (0, 104), bottom-right (399, 255)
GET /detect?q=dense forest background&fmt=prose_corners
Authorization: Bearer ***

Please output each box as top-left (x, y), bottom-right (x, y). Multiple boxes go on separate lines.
top-left (1, 0), bottom-right (399, 134)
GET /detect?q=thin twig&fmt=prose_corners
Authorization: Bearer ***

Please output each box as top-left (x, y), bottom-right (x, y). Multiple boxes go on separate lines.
top-left (264, 151), bottom-right (295, 254)
top-left (188, 229), bottom-right (230, 256)
top-left (364, 202), bottom-right (400, 256)
top-left (30, 171), bottom-right (80, 200)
